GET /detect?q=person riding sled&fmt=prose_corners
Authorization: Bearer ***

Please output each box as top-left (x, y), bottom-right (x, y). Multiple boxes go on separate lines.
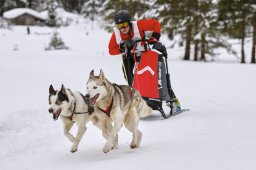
top-left (108, 10), bottom-right (181, 115)
top-left (108, 10), bottom-right (161, 85)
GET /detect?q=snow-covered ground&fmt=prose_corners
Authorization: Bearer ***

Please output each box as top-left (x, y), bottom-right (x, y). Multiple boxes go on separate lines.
top-left (1, 18), bottom-right (256, 170)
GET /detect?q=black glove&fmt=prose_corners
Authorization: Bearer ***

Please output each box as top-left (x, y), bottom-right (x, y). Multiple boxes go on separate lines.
top-left (148, 37), bottom-right (158, 44)
top-left (124, 40), bottom-right (136, 50)
top-left (149, 32), bottom-right (161, 44)
top-left (152, 32), bottom-right (161, 40)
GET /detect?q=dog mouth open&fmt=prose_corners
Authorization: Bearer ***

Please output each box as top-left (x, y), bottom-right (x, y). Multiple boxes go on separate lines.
top-left (53, 108), bottom-right (62, 120)
top-left (89, 93), bottom-right (99, 105)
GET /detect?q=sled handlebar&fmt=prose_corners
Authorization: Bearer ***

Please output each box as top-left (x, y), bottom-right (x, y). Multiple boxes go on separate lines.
top-left (122, 39), bottom-right (168, 58)
top-left (135, 39), bottom-right (150, 42)
top-left (122, 39), bottom-right (150, 51)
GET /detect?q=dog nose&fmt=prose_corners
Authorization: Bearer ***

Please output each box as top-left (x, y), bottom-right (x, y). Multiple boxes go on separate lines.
top-left (85, 94), bottom-right (90, 99)
top-left (48, 108), bottom-right (53, 113)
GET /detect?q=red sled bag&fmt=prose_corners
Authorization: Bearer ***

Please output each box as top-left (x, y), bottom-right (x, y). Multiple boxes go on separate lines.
top-left (133, 50), bottom-right (159, 99)
top-left (133, 50), bottom-right (171, 100)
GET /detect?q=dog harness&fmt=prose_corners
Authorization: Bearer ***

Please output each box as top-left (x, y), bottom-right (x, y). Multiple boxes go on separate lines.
top-left (96, 85), bottom-right (135, 117)
top-left (97, 98), bottom-right (113, 117)
top-left (130, 88), bottom-right (136, 97)
top-left (67, 92), bottom-right (93, 121)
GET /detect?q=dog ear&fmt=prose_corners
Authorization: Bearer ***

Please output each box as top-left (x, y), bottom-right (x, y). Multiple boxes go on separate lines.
top-left (99, 69), bottom-right (105, 80)
top-left (61, 84), bottom-right (66, 94)
top-left (89, 70), bottom-right (95, 78)
top-left (49, 84), bottom-right (56, 95)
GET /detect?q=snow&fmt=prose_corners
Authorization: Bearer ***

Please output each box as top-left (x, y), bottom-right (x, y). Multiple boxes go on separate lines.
top-left (1, 14), bottom-right (256, 170)
top-left (3, 8), bottom-right (46, 20)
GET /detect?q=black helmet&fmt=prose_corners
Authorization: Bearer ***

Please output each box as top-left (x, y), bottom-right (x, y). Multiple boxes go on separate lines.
top-left (114, 10), bottom-right (131, 24)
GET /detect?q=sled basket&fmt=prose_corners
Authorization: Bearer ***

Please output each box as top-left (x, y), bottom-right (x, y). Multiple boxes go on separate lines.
top-left (123, 40), bottom-right (181, 118)
top-left (133, 50), bottom-right (171, 101)
top-left (132, 49), bottom-right (180, 118)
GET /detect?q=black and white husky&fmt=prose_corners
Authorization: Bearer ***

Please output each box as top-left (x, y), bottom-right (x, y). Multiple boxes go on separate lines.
top-left (48, 84), bottom-right (116, 153)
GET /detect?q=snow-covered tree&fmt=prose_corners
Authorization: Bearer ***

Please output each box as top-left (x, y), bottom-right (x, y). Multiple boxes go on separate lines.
top-left (193, 0), bottom-right (222, 61)
top-left (218, 0), bottom-right (252, 63)
top-left (58, 0), bottom-right (84, 13)
top-left (46, 0), bottom-right (58, 26)
top-left (155, 0), bottom-right (200, 60)
top-left (0, 0), bottom-right (6, 16)
top-left (248, 0), bottom-right (256, 64)
top-left (45, 31), bottom-right (68, 50)
top-left (82, 0), bottom-right (104, 30)
top-left (1, 0), bottom-right (49, 12)
top-left (153, 0), bottom-right (238, 62)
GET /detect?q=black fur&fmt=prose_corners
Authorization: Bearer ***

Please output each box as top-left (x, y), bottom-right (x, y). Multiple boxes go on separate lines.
top-left (57, 91), bottom-right (69, 102)
top-left (80, 93), bottom-right (94, 115)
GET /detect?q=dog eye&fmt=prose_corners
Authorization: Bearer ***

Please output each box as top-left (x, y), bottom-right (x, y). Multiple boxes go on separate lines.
top-left (56, 99), bottom-right (62, 105)
top-left (93, 86), bottom-right (97, 89)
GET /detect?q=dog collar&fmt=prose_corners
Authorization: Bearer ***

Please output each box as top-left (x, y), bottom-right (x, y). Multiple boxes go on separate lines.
top-left (97, 98), bottom-right (113, 117)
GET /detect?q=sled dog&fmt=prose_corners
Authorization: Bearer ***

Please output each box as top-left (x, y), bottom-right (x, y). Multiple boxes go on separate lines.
top-left (48, 84), bottom-right (116, 153)
top-left (85, 69), bottom-right (152, 153)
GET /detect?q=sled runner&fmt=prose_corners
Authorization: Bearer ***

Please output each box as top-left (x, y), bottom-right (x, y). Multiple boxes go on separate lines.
top-left (123, 40), bottom-right (186, 118)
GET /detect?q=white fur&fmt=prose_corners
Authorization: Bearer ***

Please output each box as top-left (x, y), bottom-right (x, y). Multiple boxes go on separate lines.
top-left (86, 70), bottom-right (152, 153)
top-left (48, 85), bottom-right (115, 153)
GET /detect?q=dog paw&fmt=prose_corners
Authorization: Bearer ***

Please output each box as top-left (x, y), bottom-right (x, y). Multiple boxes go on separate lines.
top-left (103, 144), bottom-right (111, 153)
top-left (111, 145), bottom-right (118, 150)
top-left (70, 145), bottom-right (78, 153)
top-left (130, 131), bottom-right (142, 149)
top-left (130, 143), bottom-right (138, 149)
top-left (70, 149), bottom-right (77, 153)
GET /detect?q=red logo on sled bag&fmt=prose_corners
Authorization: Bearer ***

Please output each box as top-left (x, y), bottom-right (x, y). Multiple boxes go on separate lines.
top-left (133, 51), bottom-right (159, 99)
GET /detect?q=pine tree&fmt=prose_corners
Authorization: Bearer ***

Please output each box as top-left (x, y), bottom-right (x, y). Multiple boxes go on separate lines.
top-left (47, 0), bottom-right (58, 27)
top-left (155, 0), bottom-right (200, 61)
top-left (218, 0), bottom-right (252, 63)
top-left (27, 0), bottom-right (37, 9)
top-left (248, 0), bottom-right (256, 64)
top-left (22, 0), bottom-right (52, 11)
top-left (3, 0), bottom-right (18, 11)
top-left (195, 0), bottom-right (221, 61)
top-left (82, 0), bottom-right (104, 30)
top-left (0, 0), bottom-right (6, 17)
top-left (46, 32), bottom-right (68, 50)
top-left (59, 0), bottom-right (84, 13)
top-left (252, 22), bottom-right (256, 63)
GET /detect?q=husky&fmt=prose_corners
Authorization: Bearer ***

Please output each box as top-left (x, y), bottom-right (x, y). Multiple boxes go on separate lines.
top-left (48, 84), bottom-right (116, 153)
top-left (85, 69), bottom-right (152, 153)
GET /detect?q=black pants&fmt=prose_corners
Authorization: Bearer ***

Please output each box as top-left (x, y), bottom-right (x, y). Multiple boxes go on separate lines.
top-left (122, 54), bottom-right (135, 86)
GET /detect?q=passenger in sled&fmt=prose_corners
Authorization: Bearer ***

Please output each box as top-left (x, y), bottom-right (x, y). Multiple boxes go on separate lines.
top-left (108, 10), bottom-right (182, 118)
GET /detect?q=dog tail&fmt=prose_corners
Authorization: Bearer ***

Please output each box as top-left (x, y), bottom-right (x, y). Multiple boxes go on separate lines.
top-left (140, 98), bottom-right (152, 118)
top-left (137, 96), bottom-right (152, 118)
top-left (132, 89), bottom-right (152, 118)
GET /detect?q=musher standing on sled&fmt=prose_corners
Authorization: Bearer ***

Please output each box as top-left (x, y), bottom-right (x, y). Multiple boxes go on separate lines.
top-left (108, 10), bottom-right (181, 112)
top-left (108, 10), bottom-right (160, 85)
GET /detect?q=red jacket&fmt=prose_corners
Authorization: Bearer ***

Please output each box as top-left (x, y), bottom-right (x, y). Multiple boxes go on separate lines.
top-left (108, 19), bottom-right (161, 55)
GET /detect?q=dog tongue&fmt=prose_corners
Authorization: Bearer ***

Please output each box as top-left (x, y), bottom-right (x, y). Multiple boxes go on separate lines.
top-left (53, 109), bottom-right (61, 120)
top-left (89, 94), bottom-right (99, 105)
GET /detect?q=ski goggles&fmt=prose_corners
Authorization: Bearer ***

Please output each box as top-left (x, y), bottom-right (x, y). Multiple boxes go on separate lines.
top-left (116, 22), bottom-right (129, 29)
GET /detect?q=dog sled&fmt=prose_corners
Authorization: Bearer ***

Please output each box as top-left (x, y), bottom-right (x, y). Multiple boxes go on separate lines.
top-left (122, 39), bottom-right (185, 119)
